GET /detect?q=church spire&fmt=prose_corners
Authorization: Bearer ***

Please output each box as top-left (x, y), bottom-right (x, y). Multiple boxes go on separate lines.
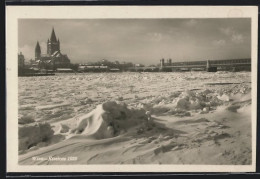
top-left (35, 41), bottom-right (41, 52)
top-left (35, 41), bottom-right (41, 59)
top-left (50, 27), bottom-right (57, 42)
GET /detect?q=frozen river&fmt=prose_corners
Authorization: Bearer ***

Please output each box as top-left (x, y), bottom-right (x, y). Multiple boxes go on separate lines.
top-left (18, 72), bottom-right (252, 165)
top-left (18, 72), bottom-right (251, 123)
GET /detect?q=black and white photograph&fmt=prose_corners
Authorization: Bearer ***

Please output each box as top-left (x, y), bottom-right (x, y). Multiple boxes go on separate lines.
top-left (6, 6), bottom-right (257, 172)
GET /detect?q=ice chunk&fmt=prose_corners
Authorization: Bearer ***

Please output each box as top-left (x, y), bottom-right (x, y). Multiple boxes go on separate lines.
top-left (203, 107), bottom-right (210, 112)
top-left (18, 115), bottom-right (35, 125)
top-left (58, 123), bottom-right (70, 133)
top-left (19, 122), bottom-right (54, 151)
top-left (217, 94), bottom-right (230, 102)
top-left (177, 98), bottom-right (190, 109)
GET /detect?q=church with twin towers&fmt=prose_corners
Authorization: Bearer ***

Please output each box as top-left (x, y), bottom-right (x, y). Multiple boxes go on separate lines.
top-left (35, 27), bottom-right (71, 69)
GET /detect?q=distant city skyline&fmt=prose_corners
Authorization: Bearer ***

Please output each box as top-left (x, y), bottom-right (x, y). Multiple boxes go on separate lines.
top-left (19, 18), bottom-right (251, 65)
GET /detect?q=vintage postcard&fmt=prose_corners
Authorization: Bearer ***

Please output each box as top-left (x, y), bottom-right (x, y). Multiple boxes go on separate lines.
top-left (6, 6), bottom-right (257, 172)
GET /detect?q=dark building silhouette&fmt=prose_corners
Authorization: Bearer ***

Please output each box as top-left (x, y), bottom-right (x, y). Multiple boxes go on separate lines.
top-left (160, 58), bottom-right (165, 68)
top-left (18, 52), bottom-right (25, 75)
top-left (18, 52), bottom-right (25, 68)
top-left (35, 41), bottom-right (41, 60)
top-left (34, 27), bottom-right (70, 70)
top-left (47, 28), bottom-right (60, 55)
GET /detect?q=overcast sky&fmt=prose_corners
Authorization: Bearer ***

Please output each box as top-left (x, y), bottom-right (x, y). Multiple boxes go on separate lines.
top-left (18, 18), bottom-right (251, 65)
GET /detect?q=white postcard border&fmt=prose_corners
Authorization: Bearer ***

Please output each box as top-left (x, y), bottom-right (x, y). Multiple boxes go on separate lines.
top-left (6, 6), bottom-right (258, 172)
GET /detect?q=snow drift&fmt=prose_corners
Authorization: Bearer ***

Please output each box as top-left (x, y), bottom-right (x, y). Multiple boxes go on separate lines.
top-left (19, 122), bottom-right (54, 151)
top-left (18, 72), bottom-right (252, 165)
top-left (71, 101), bottom-right (150, 139)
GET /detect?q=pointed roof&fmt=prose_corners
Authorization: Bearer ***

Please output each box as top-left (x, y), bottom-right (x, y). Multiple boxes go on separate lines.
top-left (50, 27), bottom-right (57, 42)
top-left (35, 41), bottom-right (41, 51)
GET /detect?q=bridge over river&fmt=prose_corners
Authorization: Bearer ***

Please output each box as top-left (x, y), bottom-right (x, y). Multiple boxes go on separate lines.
top-left (127, 58), bottom-right (251, 72)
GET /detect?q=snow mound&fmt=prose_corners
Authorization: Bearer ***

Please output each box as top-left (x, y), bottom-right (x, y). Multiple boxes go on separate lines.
top-left (71, 101), bottom-right (149, 139)
top-left (18, 115), bottom-right (35, 124)
top-left (217, 94), bottom-right (230, 102)
top-left (58, 123), bottom-right (70, 133)
top-left (175, 90), bottom-right (223, 111)
top-left (19, 122), bottom-right (54, 151)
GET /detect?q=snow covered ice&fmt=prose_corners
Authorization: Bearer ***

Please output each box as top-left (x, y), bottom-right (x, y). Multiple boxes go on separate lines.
top-left (18, 72), bottom-right (252, 165)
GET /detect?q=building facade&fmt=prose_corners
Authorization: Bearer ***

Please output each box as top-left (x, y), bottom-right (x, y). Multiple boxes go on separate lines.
top-left (18, 52), bottom-right (25, 68)
top-left (34, 28), bottom-right (71, 70)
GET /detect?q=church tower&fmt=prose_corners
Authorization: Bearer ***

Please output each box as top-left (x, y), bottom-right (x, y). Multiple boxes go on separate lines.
top-left (35, 41), bottom-right (41, 60)
top-left (47, 27), bottom-right (60, 55)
